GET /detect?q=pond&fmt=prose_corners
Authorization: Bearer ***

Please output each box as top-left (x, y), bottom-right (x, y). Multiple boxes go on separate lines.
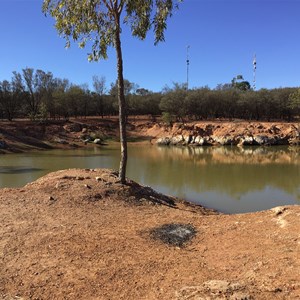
top-left (0, 144), bottom-right (299, 214)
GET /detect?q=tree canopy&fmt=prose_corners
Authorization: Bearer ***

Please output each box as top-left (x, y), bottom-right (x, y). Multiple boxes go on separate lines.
top-left (42, 0), bottom-right (181, 61)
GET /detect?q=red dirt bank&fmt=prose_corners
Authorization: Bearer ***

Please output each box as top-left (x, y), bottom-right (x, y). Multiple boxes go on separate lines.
top-left (0, 118), bottom-right (299, 153)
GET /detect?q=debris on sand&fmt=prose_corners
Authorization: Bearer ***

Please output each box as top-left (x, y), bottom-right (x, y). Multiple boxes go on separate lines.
top-left (150, 223), bottom-right (196, 247)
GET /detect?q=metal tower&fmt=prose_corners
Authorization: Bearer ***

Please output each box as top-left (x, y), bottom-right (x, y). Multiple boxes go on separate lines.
top-left (253, 54), bottom-right (257, 90)
top-left (186, 45), bottom-right (190, 90)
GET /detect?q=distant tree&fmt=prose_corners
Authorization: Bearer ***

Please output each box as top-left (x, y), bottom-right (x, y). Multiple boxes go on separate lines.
top-left (136, 88), bottom-right (151, 96)
top-left (289, 89), bottom-right (300, 118)
top-left (231, 75), bottom-right (251, 91)
top-left (184, 88), bottom-right (210, 119)
top-left (66, 85), bottom-right (87, 118)
top-left (143, 92), bottom-right (162, 119)
top-left (215, 83), bottom-right (232, 91)
top-left (210, 89), bottom-right (239, 120)
top-left (110, 79), bottom-right (137, 97)
top-left (21, 68), bottom-right (54, 119)
top-left (234, 81), bottom-right (251, 91)
top-left (270, 88), bottom-right (296, 121)
top-left (162, 82), bottom-right (187, 94)
top-left (256, 89), bottom-right (273, 121)
top-left (50, 78), bottom-right (70, 118)
top-left (92, 75), bottom-right (106, 117)
top-left (160, 87), bottom-right (187, 122)
top-left (43, 0), bottom-right (182, 183)
top-left (0, 80), bottom-right (14, 121)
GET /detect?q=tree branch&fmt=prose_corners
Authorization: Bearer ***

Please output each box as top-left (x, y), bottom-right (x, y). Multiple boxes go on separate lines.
top-left (102, 0), bottom-right (113, 13)
top-left (118, 0), bottom-right (125, 14)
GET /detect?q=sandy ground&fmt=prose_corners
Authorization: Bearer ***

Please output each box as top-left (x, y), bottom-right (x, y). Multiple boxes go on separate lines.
top-left (0, 168), bottom-right (299, 300)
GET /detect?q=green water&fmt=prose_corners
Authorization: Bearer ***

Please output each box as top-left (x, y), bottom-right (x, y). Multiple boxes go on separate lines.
top-left (0, 144), bottom-right (299, 213)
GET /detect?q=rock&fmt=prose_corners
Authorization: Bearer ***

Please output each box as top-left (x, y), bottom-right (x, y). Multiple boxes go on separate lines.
top-left (194, 136), bottom-right (212, 146)
top-left (204, 124), bottom-right (214, 135)
top-left (202, 280), bottom-right (231, 292)
top-left (194, 135), bottom-right (202, 144)
top-left (0, 140), bottom-right (8, 149)
top-left (190, 136), bottom-right (196, 144)
top-left (238, 136), bottom-right (255, 146)
top-left (93, 138), bottom-right (102, 145)
top-left (269, 125), bottom-right (280, 134)
top-left (170, 135), bottom-right (184, 145)
top-left (183, 135), bottom-right (193, 144)
top-left (271, 206), bottom-right (287, 216)
top-left (176, 280), bottom-right (253, 300)
top-left (156, 137), bottom-right (171, 145)
top-left (212, 135), bottom-right (235, 145)
top-left (273, 135), bottom-right (289, 145)
top-left (253, 135), bottom-right (273, 145)
top-left (63, 123), bottom-right (82, 132)
top-left (81, 135), bottom-right (92, 143)
top-left (55, 182), bottom-right (63, 189)
top-left (289, 137), bottom-right (300, 145)
top-left (55, 138), bottom-right (68, 145)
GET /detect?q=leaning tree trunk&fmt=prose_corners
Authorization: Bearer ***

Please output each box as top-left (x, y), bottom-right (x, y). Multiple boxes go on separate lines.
top-left (115, 16), bottom-right (127, 184)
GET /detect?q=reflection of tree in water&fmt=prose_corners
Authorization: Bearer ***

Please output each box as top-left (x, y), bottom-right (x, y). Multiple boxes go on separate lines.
top-left (129, 145), bottom-right (300, 200)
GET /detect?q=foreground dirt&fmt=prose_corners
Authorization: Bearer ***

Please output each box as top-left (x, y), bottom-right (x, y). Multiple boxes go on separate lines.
top-left (0, 169), bottom-right (299, 300)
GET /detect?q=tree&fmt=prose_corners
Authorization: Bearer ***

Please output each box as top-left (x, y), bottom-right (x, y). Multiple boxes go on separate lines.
top-left (93, 75), bottom-right (106, 117)
top-left (109, 79), bottom-right (137, 97)
top-left (0, 80), bottom-right (14, 121)
top-left (289, 89), bottom-right (300, 119)
top-left (160, 85), bottom-right (187, 122)
top-left (43, 0), bottom-right (181, 183)
top-left (234, 81), bottom-right (251, 91)
top-left (231, 75), bottom-right (251, 91)
top-left (20, 68), bottom-right (55, 119)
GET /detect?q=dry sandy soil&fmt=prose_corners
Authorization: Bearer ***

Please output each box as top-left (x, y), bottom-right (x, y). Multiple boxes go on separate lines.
top-left (0, 118), bottom-right (300, 299)
top-left (0, 168), bottom-right (299, 300)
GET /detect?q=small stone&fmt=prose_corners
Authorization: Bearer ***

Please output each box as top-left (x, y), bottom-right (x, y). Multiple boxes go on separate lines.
top-left (84, 184), bottom-right (91, 189)
top-left (55, 182), bottom-right (61, 189)
top-left (93, 138), bottom-right (102, 144)
top-left (271, 206), bottom-right (287, 216)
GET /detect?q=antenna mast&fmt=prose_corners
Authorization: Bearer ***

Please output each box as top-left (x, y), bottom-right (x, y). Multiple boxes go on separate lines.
top-left (253, 54), bottom-right (257, 90)
top-left (186, 45), bottom-right (190, 90)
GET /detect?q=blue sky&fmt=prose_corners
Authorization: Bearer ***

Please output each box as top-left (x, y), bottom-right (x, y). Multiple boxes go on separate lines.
top-left (0, 0), bottom-right (300, 92)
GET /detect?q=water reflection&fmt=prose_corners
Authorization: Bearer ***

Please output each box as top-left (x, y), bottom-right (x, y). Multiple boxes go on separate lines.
top-left (0, 166), bottom-right (43, 174)
top-left (0, 145), bottom-right (299, 213)
top-left (126, 145), bottom-right (300, 213)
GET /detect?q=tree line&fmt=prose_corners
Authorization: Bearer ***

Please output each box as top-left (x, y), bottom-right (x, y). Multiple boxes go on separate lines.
top-left (0, 67), bottom-right (299, 122)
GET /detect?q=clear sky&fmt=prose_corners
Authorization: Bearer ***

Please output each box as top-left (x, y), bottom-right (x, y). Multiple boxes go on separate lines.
top-left (0, 0), bottom-right (300, 92)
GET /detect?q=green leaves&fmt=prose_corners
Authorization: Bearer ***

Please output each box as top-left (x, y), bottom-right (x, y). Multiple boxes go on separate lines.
top-left (43, 0), bottom-right (182, 61)
top-left (43, 0), bottom-right (114, 61)
top-left (289, 89), bottom-right (300, 112)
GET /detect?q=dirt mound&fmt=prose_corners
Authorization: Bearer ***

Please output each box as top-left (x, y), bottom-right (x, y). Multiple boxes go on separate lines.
top-left (0, 168), bottom-right (299, 299)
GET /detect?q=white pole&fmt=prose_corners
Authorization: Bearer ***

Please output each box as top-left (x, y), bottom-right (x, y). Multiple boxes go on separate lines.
top-left (186, 45), bottom-right (190, 90)
top-left (253, 54), bottom-right (257, 90)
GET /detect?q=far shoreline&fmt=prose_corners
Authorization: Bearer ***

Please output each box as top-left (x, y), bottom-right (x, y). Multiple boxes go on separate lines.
top-left (0, 117), bottom-right (299, 154)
